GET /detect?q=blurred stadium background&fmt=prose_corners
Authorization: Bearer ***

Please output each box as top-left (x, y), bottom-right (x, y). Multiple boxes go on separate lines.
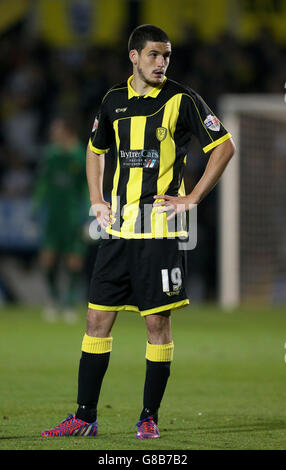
top-left (0, 0), bottom-right (285, 309)
top-left (1, 0), bottom-right (286, 452)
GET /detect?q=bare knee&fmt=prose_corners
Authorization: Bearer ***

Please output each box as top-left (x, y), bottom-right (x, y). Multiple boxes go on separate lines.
top-left (86, 308), bottom-right (117, 337)
top-left (145, 311), bottom-right (172, 344)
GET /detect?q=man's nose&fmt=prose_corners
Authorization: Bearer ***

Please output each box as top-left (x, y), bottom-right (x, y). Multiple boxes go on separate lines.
top-left (156, 55), bottom-right (165, 67)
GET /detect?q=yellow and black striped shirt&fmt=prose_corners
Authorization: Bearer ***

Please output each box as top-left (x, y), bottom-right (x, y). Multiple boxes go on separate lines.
top-left (89, 75), bottom-right (231, 239)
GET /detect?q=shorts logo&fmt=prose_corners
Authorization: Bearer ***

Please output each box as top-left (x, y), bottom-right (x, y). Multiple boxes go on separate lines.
top-left (204, 114), bottom-right (220, 132)
top-left (156, 127), bottom-right (167, 142)
top-left (166, 289), bottom-right (181, 296)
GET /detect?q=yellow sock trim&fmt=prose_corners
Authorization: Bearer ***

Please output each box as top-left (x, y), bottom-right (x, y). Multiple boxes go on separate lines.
top-left (145, 341), bottom-right (174, 362)
top-left (81, 334), bottom-right (113, 354)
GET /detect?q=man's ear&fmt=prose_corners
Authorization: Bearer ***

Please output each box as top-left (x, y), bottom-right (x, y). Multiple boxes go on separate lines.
top-left (129, 49), bottom-right (138, 66)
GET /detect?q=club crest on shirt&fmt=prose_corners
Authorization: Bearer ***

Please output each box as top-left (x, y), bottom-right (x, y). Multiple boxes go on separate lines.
top-left (204, 114), bottom-right (220, 132)
top-left (156, 127), bottom-right (167, 142)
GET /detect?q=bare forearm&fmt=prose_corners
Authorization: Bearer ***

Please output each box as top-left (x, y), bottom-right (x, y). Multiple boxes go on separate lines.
top-left (187, 138), bottom-right (235, 204)
top-left (86, 145), bottom-right (105, 204)
top-left (153, 138), bottom-right (235, 219)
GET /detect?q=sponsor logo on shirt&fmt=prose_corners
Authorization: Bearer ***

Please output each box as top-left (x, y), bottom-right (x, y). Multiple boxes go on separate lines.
top-left (119, 149), bottom-right (159, 168)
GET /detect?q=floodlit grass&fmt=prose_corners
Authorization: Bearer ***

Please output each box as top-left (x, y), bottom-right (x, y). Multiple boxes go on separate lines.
top-left (0, 303), bottom-right (285, 450)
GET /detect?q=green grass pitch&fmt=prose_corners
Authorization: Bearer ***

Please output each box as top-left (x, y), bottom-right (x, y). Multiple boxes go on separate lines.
top-left (0, 303), bottom-right (285, 450)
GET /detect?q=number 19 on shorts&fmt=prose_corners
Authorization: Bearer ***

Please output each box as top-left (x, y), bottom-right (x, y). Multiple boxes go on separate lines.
top-left (161, 268), bottom-right (182, 293)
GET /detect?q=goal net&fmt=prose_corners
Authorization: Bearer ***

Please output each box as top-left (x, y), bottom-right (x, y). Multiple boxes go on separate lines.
top-left (218, 94), bottom-right (286, 308)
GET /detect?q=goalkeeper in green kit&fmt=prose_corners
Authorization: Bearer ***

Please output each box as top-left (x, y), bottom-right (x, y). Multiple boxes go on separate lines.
top-left (34, 116), bottom-right (88, 323)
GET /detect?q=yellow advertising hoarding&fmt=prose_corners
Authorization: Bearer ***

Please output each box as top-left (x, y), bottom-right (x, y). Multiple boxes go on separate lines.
top-left (36, 0), bottom-right (127, 47)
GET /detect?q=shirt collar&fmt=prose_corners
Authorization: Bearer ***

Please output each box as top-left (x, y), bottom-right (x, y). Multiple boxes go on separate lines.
top-left (127, 75), bottom-right (167, 100)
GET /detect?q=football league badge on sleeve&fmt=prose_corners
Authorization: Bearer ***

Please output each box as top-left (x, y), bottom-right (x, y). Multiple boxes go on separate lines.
top-left (92, 116), bottom-right (99, 132)
top-left (204, 114), bottom-right (220, 131)
top-left (156, 127), bottom-right (167, 142)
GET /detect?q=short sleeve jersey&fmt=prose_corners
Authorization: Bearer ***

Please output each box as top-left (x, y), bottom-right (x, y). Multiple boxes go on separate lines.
top-left (89, 75), bottom-right (232, 239)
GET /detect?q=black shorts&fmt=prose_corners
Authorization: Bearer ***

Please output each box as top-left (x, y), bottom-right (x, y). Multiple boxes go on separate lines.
top-left (88, 238), bottom-right (189, 316)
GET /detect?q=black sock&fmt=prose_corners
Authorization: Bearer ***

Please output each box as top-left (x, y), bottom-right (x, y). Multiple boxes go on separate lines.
top-left (140, 359), bottom-right (171, 424)
top-left (76, 351), bottom-right (110, 423)
top-left (76, 404), bottom-right (98, 423)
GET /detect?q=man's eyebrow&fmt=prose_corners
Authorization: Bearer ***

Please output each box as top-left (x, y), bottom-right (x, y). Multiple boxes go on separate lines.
top-left (148, 49), bottom-right (172, 55)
